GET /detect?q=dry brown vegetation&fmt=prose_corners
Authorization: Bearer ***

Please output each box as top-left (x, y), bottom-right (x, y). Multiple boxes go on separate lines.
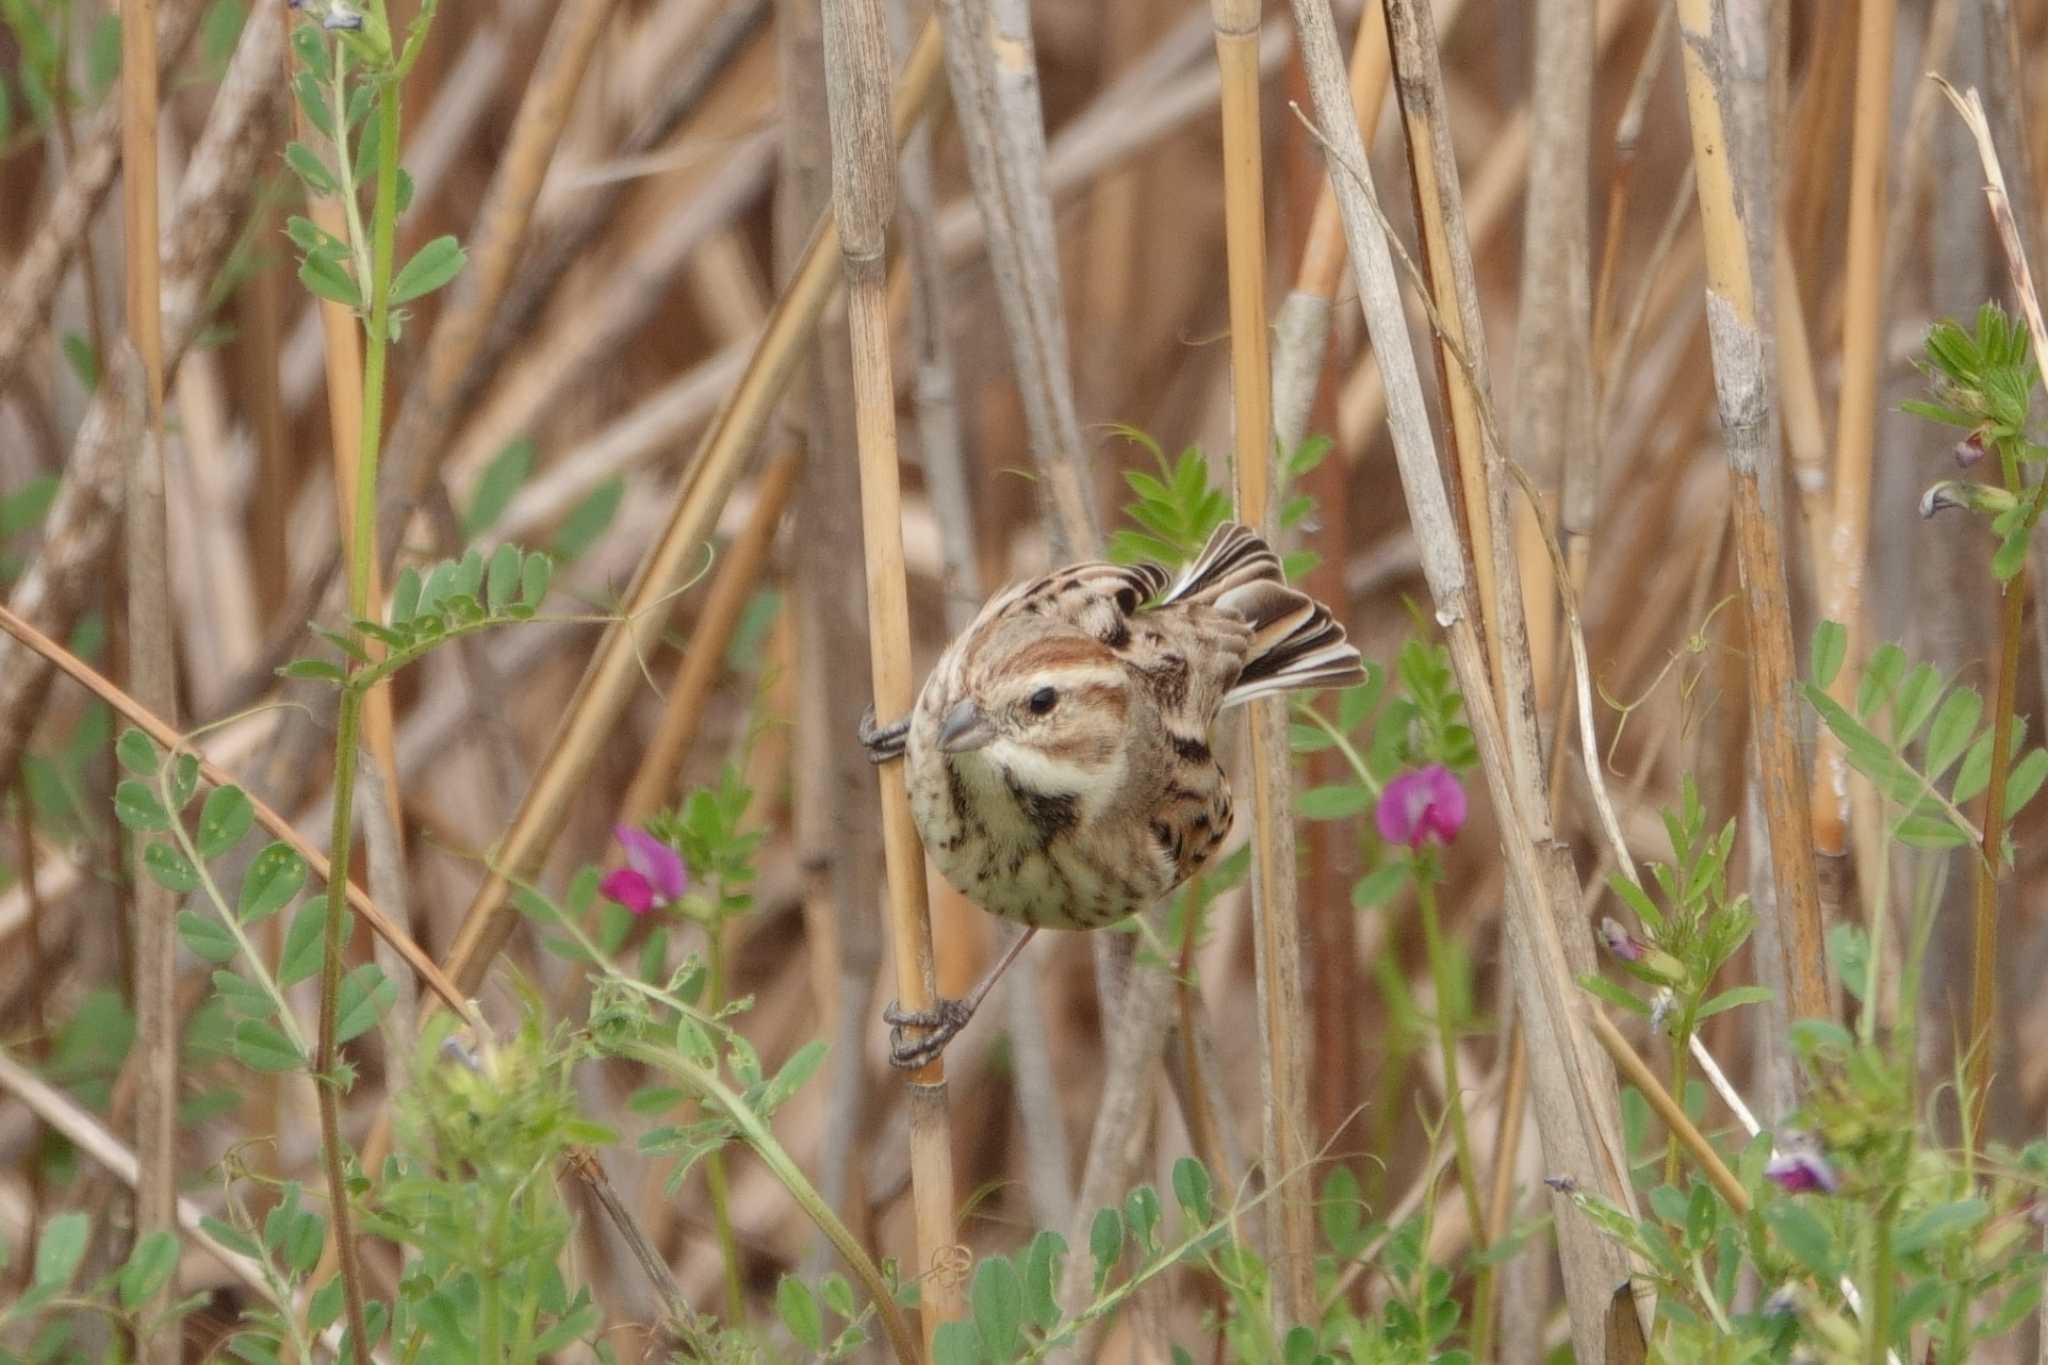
top-left (7, 0), bottom-right (2048, 1360)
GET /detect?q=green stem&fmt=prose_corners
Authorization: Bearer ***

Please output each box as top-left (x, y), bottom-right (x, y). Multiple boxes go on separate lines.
top-left (703, 927), bottom-right (747, 1325)
top-left (1417, 873), bottom-right (1490, 1362)
top-left (313, 58), bottom-right (406, 1365)
top-left (1968, 443), bottom-right (2027, 1140)
top-left (1865, 1193), bottom-right (1896, 1365)
top-left (478, 1196), bottom-right (505, 1365)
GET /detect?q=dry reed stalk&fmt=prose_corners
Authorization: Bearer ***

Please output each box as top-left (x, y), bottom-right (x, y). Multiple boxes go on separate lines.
top-left (374, 0), bottom-right (623, 565)
top-left (0, 1), bottom-right (282, 794)
top-left (1288, 1), bottom-right (1647, 1357)
top-left (618, 450), bottom-right (800, 829)
top-left (822, 0), bottom-right (963, 1341)
top-left (1807, 0), bottom-right (1895, 910)
top-left (1772, 231), bottom-right (1830, 584)
top-left (1669, 0), bottom-right (1828, 1030)
top-left (932, 0), bottom-right (1099, 557)
top-left (0, 0), bottom-right (205, 399)
top-left (430, 19), bottom-right (942, 998)
top-left (774, 0), bottom-right (886, 1280)
top-left (1271, 0), bottom-right (1389, 452)
top-left (1513, 0), bottom-right (1596, 742)
top-left (117, 2), bottom-right (177, 1350)
top-left (1211, 0), bottom-right (1315, 1328)
top-left (0, 602), bottom-right (472, 1017)
top-left (888, 0), bottom-right (1074, 1231)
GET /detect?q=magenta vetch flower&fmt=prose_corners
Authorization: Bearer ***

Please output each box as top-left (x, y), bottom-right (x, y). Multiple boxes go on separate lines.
top-left (1764, 1147), bottom-right (1840, 1196)
top-left (1376, 764), bottom-right (1467, 849)
top-left (598, 825), bottom-right (688, 916)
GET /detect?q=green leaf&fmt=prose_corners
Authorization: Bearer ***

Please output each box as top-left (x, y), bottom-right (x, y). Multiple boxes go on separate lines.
top-left (231, 1018), bottom-right (305, 1072)
top-left (0, 472), bottom-right (59, 536)
top-left (1606, 872), bottom-right (1664, 936)
top-left (238, 843), bottom-right (306, 923)
top-left (1695, 984), bottom-right (1773, 1021)
top-left (34, 1211), bottom-right (90, 1288)
top-left (1090, 1206), bottom-right (1125, 1288)
top-left (2003, 747), bottom-right (2048, 820)
top-left (298, 251), bottom-right (360, 309)
top-left (283, 140), bottom-right (337, 196)
top-left (390, 566), bottom-right (422, 624)
top-left (116, 727), bottom-right (159, 776)
top-left (1297, 784), bottom-right (1372, 820)
top-left (1894, 1198), bottom-right (1987, 1257)
top-left (115, 779), bottom-right (170, 830)
top-left (467, 439), bottom-right (535, 537)
top-left (1023, 1230), bottom-right (1066, 1330)
top-left (1809, 620), bottom-right (1847, 689)
top-left (971, 1255), bottom-right (1025, 1360)
top-left (278, 902), bottom-right (327, 987)
top-left (760, 1039), bottom-right (828, 1114)
top-left (1171, 1155), bottom-right (1213, 1223)
top-left (1856, 641), bottom-right (1906, 714)
top-left (333, 963), bottom-right (395, 1044)
top-left (144, 841), bottom-right (200, 893)
top-left (776, 1276), bottom-right (824, 1350)
top-left (532, 1302), bottom-right (601, 1353)
top-left (1350, 861), bottom-right (1408, 908)
top-left (552, 478), bottom-right (622, 561)
top-left (197, 784), bottom-right (255, 858)
top-left (118, 1230), bottom-right (179, 1308)
top-left (169, 753), bottom-right (200, 810)
top-left (60, 331), bottom-right (99, 390)
top-left (279, 658), bottom-right (346, 684)
top-left (178, 910), bottom-right (239, 964)
top-left (485, 541), bottom-right (521, 611)
top-left (1579, 972), bottom-right (1650, 1016)
top-left (1925, 687), bottom-right (1983, 782)
top-left (1764, 1201), bottom-right (1839, 1281)
top-left (932, 1320), bottom-right (983, 1365)
top-left (200, 1216), bottom-right (261, 1259)
top-left (520, 549), bottom-right (555, 607)
top-left (390, 234), bottom-right (467, 304)
top-left (212, 970), bottom-right (274, 1019)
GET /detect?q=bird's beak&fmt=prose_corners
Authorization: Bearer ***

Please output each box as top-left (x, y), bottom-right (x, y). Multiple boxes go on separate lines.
top-left (939, 699), bottom-right (996, 753)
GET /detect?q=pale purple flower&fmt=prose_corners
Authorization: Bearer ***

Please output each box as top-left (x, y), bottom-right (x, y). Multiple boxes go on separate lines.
top-left (1764, 1146), bottom-right (1840, 1196)
top-left (1955, 431), bottom-right (1988, 468)
top-left (1599, 916), bottom-right (1645, 962)
top-left (1375, 765), bottom-right (1467, 850)
top-left (599, 825), bottom-right (688, 916)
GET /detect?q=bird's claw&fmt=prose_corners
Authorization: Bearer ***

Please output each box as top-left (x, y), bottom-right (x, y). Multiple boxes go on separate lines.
top-left (858, 705), bottom-right (910, 765)
top-left (883, 997), bottom-right (974, 1070)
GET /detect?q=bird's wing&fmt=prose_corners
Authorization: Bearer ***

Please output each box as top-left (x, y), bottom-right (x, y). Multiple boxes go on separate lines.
top-left (969, 559), bottom-right (1171, 645)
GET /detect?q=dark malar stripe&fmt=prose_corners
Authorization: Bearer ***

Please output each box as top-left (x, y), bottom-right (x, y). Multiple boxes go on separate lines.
top-left (1003, 771), bottom-right (1079, 846)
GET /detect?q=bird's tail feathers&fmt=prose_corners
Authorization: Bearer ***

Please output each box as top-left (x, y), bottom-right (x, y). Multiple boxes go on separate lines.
top-left (1168, 524), bottom-right (1365, 706)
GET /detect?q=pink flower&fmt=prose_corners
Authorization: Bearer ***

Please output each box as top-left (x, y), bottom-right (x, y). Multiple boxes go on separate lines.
top-left (598, 825), bottom-right (688, 916)
top-left (1375, 765), bottom-right (1467, 849)
top-left (1764, 1146), bottom-right (1839, 1196)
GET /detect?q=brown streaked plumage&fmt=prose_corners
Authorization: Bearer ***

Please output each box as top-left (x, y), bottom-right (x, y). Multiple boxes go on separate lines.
top-left (860, 522), bottom-right (1363, 1067)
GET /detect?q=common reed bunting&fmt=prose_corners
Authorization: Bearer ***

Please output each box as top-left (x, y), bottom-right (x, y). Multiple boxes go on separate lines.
top-left (861, 522), bottom-right (1363, 1067)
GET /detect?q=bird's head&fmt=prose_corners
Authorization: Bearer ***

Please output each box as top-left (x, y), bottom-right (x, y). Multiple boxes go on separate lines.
top-left (939, 618), bottom-right (1130, 794)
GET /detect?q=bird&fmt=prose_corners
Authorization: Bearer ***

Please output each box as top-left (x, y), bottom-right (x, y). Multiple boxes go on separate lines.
top-left (859, 521), bottom-right (1364, 1068)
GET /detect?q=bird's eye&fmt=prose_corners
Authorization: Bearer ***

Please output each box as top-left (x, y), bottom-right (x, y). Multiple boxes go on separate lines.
top-left (1028, 686), bottom-right (1059, 715)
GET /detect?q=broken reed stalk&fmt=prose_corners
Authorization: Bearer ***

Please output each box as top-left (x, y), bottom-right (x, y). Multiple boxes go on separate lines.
top-left (1935, 79), bottom-right (2048, 1139)
top-left (433, 19), bottom-right (942, 998)
top-left (1808, 0), bottom-right (1896, 901)
top-left (1211, 0), bottom-right (1313, 1329)
top-left (1287, 1), bottom-right (1647, 1357)
top-left (617, 449), bottom-right (802, 829)
top-left (822, 0), bottom-right (962, 1342)
top-left (1669, 0), bottom-right (1828, 1030)
top-left (118, 1), bottom-right (177, 1353)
